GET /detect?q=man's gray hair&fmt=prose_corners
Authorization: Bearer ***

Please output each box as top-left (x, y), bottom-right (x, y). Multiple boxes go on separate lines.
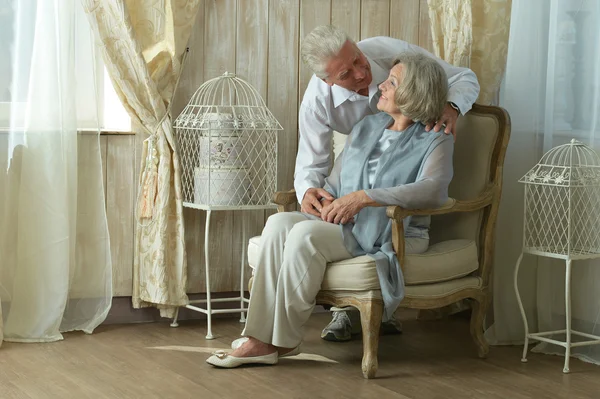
top-left (301, 25), bottom-right (351, 79)
top-left (393, 53), bottom-right (448, 124)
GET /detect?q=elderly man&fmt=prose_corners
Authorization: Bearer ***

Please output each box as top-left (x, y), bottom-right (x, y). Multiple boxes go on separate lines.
top-left (296, 25), bottom-right (480, 342)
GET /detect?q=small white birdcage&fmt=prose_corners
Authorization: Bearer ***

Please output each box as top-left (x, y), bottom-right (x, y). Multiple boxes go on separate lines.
top-left (514, 139), bottom-right (600, 374)
top-left (519, 139), bottom-right (600, 258)
top-left (170, 73), bottom-right (282, 339)
top-left (174, 72), bottom-right (282, 208)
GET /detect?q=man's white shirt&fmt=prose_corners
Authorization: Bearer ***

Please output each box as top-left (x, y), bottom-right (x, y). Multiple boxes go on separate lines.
top-left (294, 36), bottom-right (480, 203)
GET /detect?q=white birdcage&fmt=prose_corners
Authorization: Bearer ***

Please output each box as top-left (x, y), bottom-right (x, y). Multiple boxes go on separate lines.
top-left (514, 138), bottom-right (600, 374)
top-left (519, 139), bottom-right (600, 258)
top-left (174, 72), bottom-right (282, 208)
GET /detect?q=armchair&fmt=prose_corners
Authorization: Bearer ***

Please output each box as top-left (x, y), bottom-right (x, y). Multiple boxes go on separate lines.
top-left (247, 104), bottom-right (511, 378)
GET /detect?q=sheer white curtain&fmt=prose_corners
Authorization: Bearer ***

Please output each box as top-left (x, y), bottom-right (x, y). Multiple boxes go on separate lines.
top-left (0, 0), bottom-right (111, 344)
top-left (486, 0), bottom-right (600, 365)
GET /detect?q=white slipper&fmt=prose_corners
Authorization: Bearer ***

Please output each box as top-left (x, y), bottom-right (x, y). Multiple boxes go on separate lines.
top-left (206, 350), bottom-right (278, 368)
top-left (231, 337), bottom-right (302, 358)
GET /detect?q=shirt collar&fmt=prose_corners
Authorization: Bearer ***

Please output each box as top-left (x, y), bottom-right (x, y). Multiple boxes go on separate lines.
top-left (331, 55), bottom-right (389, 108)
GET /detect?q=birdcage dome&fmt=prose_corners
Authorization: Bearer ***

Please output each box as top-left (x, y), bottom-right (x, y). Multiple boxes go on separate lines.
top-left (174, 72), bottom-right (282, 208)
top-left (519, 139), bottom-right (600, 187)
top-left (519, 139), bottom-right (600, 258)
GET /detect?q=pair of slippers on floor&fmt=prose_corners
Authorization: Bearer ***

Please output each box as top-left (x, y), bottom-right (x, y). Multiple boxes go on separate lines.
top-left (206, 337), bottom-right (301, 368)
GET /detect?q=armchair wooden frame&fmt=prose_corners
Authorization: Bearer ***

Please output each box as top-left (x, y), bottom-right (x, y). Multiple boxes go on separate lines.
top-left (265, 104), bottom-right (511, 378)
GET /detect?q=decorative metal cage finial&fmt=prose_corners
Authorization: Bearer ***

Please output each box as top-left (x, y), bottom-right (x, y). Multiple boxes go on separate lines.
top-left (174, 72), bottom-right (282, 207)
top-left (519, 139), bottom-right (600, 258)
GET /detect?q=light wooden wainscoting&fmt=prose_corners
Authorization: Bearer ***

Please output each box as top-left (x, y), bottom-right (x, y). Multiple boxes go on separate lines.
top-left (19, 1), bottom-right (433, 299)
top-left (101, 134), bottom-right (136, 296)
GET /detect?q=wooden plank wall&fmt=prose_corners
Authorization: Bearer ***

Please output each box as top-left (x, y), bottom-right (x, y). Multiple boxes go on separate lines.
top-left (87, 0), bottom-right (434, 297)
top-left (168, 0), bottom-right (433, 294)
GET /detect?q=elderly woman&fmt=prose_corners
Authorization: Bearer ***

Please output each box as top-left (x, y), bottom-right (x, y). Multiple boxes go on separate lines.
top-left (207, 53), bottom-right (453, 368)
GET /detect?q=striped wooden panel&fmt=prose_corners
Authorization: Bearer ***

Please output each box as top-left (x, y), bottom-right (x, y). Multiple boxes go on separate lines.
top-left (198, 0), bottom-right (238, 293)
top-left (361, 0), bottom-right (391, 39)
top-left (106, 135), bottom-right (136, 296)
top-left (299, 0), bottom-right (332, 100)
top-left (419, 0), bottom-right (434, 52)
top-left (390, 0), bottom-right (420, 44)
top-left (331, 0), bottom-right (361, 42)
top-left (177, 0), bottom-right (207, 294)
top-left (232, 0), bottom-right (270, 291)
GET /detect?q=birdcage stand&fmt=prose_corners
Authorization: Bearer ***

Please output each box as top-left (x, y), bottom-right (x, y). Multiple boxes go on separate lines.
top-left (169, 203), bottom-right (277, 339)
top-left (171, 70), bottom-right (282, 339)
top-left (513, 138), bottom-right (600, 373)
top-left (514, 250), bottom-right (600, 373)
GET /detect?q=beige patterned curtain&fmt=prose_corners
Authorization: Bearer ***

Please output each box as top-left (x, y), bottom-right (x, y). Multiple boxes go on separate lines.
top-left (428, 0), bottom-right (473, 68)
top-left (82, 0), bottom-right (201, 317)
top-left (427, 0), bottom-right (513, 105)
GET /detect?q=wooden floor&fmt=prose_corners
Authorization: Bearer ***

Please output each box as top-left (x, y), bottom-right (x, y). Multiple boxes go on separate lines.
top-left (1, 311), bottom-right (599, 399)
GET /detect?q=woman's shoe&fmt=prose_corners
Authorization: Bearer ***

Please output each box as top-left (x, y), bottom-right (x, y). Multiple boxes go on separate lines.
top-left (231, 337), bottom-right (249, 349)
top-left (279, 345), bottom-right (302, 358)
top-left (206, 350), bottom-right (278, 368)
top-left (231, 337), bottom-right (302, 358)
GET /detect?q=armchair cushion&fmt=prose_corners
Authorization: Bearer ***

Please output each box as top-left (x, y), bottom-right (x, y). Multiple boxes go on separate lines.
top-left (247, 236), bottom-right (479, 288)
top-left (404, 239), bottom-right (478, 284)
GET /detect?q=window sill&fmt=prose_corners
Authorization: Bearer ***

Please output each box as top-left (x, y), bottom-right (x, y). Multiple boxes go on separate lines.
top-left (0, 128), bottom-right (135, 136)
top-left (79, 129), bottom-right (135, 136)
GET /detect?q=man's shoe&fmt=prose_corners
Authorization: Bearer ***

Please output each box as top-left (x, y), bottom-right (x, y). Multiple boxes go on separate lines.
top-left (321, 310), bottom-right (360, 342)
top-left (321, 310), bottom-right (402, 342)
top-left (380, 314), bottom-right (403, 335)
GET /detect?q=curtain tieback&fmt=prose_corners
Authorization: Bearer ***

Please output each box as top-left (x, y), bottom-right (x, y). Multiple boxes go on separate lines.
top-left (138, 135), bottom-right (159, 219)
top-left (136, 48), bottom-right (190, 223)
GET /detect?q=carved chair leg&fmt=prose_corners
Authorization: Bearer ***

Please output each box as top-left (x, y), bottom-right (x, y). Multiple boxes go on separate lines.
top-left (470, 297), bottom-right (490, 358)
top-left (357, 299), bottom-right (384, 379)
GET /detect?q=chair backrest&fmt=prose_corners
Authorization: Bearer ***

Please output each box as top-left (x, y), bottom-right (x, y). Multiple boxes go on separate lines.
top-left (332, 104), bottom-right (511, 249)
top-left (428, 104), bottom-right (510, 249)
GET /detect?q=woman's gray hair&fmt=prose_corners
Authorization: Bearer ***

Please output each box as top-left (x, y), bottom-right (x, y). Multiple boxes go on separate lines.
top-left (392, 53), bottom-right (448, 124)
top-left (301, 25), bottom-right (350, 79)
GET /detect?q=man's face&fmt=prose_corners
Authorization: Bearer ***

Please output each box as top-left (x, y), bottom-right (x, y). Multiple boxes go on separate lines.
top-left (323, 40), bottom-right (372, 93)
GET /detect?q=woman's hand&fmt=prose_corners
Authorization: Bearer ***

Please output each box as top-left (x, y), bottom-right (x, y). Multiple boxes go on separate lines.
top-left (321, 190), bottom-right (374, 224)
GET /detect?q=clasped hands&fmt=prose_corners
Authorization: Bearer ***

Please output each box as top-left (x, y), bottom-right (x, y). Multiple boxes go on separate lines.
top-left (301, 187), bottom-right (371, 225)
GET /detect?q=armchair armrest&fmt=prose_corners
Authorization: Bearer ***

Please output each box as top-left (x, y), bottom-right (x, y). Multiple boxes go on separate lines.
top-left (386, 186), bottom-right (497, 267)
top-left (273, 189), bottom-right (297, 213)
top-left (386, 186), bottom-right (496, 220)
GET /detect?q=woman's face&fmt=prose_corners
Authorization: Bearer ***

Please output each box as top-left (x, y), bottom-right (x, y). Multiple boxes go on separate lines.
top-left (376, 63), bottom-right (404, 114)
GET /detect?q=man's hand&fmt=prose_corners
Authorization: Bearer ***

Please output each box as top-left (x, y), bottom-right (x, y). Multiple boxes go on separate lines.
top-left (301, 188), bottom-right (335, 217)
top-left (321, 190), bottom-right (372, 224)
top-left (425, 103), bottom-right (460, 138)
top-left (320, 199), bottom-right (333, 208)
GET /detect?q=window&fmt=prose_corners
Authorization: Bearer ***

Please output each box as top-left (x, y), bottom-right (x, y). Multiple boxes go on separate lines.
top-left (0, 1), bottom-right (130, 132)
top-left (100, 67), bottom-right (131, 131)
top-left (0, 0), bottom-right (34, 129)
